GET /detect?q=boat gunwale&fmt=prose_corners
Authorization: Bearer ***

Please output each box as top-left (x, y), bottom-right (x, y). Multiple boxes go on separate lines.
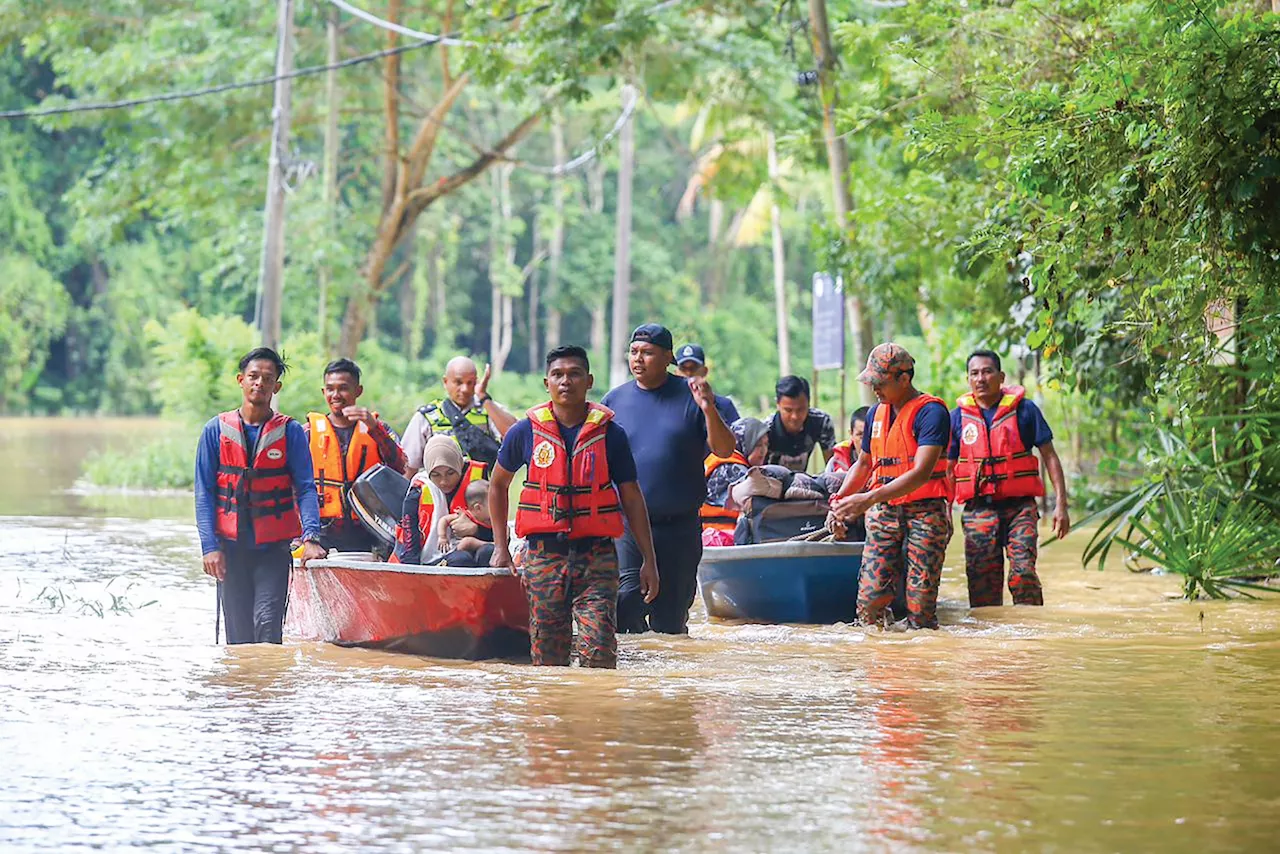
top-left (699, 541), bottom-right (865, 562)
top-left (296, 558), bottom-right (515, 578)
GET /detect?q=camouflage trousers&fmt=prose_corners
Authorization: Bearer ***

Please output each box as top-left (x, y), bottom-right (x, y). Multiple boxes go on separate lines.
top-left (857, 498), bottom-right (952, 630)
top-left (962, 497), bottom-right (1043, 607)
top-left (522, 538), bottom-right (619, 668)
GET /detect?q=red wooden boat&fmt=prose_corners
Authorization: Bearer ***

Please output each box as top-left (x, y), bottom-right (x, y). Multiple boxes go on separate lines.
top-left (285, 557), bottom-right (530, 660)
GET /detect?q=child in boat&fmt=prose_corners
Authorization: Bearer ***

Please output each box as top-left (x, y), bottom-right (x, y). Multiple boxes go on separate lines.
top-left (438, 480), bottom-right (495, 566)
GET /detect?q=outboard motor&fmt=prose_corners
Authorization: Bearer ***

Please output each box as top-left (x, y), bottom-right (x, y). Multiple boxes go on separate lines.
top-left (349, 464), bottom-right (411, 553)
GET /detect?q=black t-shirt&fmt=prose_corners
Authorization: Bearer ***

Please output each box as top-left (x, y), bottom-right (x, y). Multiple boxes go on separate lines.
top-left (764, 408), bottom-right (837, 472)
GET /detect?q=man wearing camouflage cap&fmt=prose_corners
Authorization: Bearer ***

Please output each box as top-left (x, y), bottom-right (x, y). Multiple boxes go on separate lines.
top-left (828, 343), bottom-right (953, 629)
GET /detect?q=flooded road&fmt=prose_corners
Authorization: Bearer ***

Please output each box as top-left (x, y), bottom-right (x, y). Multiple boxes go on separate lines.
top-left (3, 417), bottom-right (1280, 851)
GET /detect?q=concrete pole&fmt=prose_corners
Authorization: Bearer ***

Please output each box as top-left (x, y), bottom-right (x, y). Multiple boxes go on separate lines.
top-left (257, 0), bottom-right (295, 351)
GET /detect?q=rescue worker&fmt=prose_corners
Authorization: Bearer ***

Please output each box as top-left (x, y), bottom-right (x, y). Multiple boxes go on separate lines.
top-left (675, 342), bottom-right (740, 426)
top-left (829, 343), bottom-right (952, 629)
top-left (490, 345), bottom-right (659, 667)
top-left (603, 324), bottom-right (735, 634)
top-left (304, 358), bottom-right (407, 555)
top-left (765, 375), bottom-right (837, 472)
top-left (194, 347), bottom-right (324, 644)
top-left (701, 417), bottom-right (769, 540)
top-left (827, 406), bottom-right (869, 474)
top-left (394, 434), bottom-right (486, 564)
top-left (402, 357), bottom-right (517, 477)
top-left (949, 350), bottom-right (1071, 606)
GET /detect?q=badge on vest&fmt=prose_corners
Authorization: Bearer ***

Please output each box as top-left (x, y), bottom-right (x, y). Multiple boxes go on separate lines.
top-left (532, 440), bottom-right (556, 468)
top-left (962, 422), bottom-right (980, 445)
top-left (267, 449), bottom-right (284, 460)
top-left (871, 421), bottom-right (883, 439)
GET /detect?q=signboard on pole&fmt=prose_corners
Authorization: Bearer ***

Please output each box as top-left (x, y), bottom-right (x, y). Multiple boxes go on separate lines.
top-left (811, 272), bottom-right (845, 371)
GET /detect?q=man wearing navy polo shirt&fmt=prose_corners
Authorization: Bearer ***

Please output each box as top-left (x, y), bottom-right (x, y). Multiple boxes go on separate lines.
top-left (604, 324), bottom-right (735, 633)
top-left (948, 350), bottom-right (1070, 607)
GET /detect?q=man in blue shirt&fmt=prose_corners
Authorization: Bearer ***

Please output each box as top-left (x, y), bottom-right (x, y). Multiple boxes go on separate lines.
top-left (604, 324), bottom-right (735, 634)
top-left (675, 342), bottom-right (740, 426)
top-left (194, 348), bottom-right (324, 644)
top-left (948, 350), bottom-right (1070, 607)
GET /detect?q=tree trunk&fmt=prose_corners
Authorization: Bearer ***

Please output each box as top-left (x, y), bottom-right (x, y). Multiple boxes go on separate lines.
top-left (587, 149), bottom-right (608, 359)
top-left (544, 113), bottom-right (567, 353)
top-left (767, 132), bottom-right (791, 376)
top-left (706, 198), bottom-right (724, 303)
top-left (489, 161), bottom-right (517, 374)
top-left (379, 0), bottom-right (403, 215)
top-left (808, 0), bottom-right (874, 403)
top-left (608, 85), bottom-right (637, 389)
top-left (256, 0), bottom-right (295, 351)
top-left (526, 217), bottom-right (542, 371)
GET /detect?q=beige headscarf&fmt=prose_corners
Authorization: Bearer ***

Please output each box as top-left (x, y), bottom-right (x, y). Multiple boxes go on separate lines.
top-left (422, 434), bottom-right (464, 478)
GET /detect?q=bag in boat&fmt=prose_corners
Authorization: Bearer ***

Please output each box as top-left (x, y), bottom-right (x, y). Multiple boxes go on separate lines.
top-left (732, 496), bottom-right (830, 545)
top-left (349, 463), bottom-right (411, 551)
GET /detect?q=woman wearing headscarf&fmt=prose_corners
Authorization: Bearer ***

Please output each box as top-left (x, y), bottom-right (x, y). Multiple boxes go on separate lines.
top-left (393, 435), bottom-right (483, 563)
top-left (700, 417), bottom-right (770, 546)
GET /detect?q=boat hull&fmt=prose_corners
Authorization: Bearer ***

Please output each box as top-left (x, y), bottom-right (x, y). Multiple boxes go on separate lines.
top-left (698, 541), bottom-right (864, 624)
top-left (286, 559), bottom-right (530, 660)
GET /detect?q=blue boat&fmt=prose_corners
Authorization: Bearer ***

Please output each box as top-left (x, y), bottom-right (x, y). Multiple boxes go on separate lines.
top-left (698, 541), bottom-right (865, 624)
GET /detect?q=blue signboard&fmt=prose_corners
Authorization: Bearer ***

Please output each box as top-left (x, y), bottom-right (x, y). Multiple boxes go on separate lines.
top-left (811, 272), bottom-right (845, 371)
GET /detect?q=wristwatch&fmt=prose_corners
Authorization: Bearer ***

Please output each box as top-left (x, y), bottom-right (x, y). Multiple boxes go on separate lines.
top-left (301, 533), bottom-right (323, 545)
top-left (476, 393), bottom-right (492, 406)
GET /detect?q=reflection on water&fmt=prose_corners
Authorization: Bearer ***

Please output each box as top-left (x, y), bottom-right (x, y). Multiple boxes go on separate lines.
top-left (3, 418), bottom-right (1280, 851)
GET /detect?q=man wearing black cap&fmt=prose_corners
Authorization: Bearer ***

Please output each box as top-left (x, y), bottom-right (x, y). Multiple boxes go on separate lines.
top-left (675, 343), bottom-right (741, 426)
top-left (604, 323), bottom-right (735, 633)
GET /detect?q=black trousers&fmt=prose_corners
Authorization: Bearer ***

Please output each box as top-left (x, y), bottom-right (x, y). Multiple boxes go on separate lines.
top-left (616, 513), bottom-right (702, 634)
top-left (219, 542), bottom-right (291, 644)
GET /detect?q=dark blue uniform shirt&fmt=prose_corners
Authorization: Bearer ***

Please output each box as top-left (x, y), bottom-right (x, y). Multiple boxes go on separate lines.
top-left (946, 398), bottom-right (1054, 460)
top-left (861, 400), bottom-right (952, 455)
top-left (496, 416), bottom-right (637, 485)
top-left (602, 374), bottom-right (709, 518)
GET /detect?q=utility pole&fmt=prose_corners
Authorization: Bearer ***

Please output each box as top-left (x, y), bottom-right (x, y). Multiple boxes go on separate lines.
top-left (808, 0), bottom-right (873, 404)
top-left (319, 5), bottom-right (340, 351)
top-left (608, 84), bottom-right (636, 389)
top-left (257, 0), bottom-right (296, 351)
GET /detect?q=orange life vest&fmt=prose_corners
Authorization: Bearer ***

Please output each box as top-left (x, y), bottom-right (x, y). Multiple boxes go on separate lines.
top-left (869, 394), bottom-right (952, 506)
top-left (515, 402), bottom-right (624, 539)
top-left (307, 412), bottom-right (384, 521)
top-left (214, 410), bottom-right (302, 544)
top-left (700, 450), bottom-right (748, 531)
top-left (829, 440), bottom-right (856, 473)
top-left (417, 459), bottom-right (487, 538)
top-left (952, 385), bottom-right (1044, 503)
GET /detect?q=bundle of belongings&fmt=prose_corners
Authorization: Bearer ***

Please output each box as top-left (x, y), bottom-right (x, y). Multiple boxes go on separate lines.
top-left (727, 465), bottom-right (849, 545)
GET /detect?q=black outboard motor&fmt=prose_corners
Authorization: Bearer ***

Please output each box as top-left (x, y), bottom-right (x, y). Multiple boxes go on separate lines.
top-left (349, 464), bottom-right (411, 553)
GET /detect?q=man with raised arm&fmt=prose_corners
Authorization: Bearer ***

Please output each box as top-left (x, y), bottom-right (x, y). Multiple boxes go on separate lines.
top-left (489, 345), bottom-right (658, 667)
top-left (402, 356), bottom-right (517, 477)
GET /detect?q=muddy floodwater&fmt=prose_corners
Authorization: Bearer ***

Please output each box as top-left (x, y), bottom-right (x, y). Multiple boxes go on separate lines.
top-left (2, 416), bottom-right (1280, 852)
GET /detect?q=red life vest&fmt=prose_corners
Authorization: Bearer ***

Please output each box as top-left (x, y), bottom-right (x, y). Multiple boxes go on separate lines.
top-left (416, 460), bottom-right (487, 539)
top-left (869, 394), bottom-right (952, 506)
top-left (700, 451), bottom-right (748, 531)
top-left (515, 402), bottom-right (624, 539)
top-left (953, 385), bottom-right (1044, 503)
top-left (829, 440), bottom-right (856, 473)
top-left (307, 412), bottom-right (384, 521)
top-left (214, 410), bottom-right (302, 544)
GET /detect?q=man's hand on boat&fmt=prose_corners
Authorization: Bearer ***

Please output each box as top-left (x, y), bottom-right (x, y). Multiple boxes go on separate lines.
top-left (298, 541), bottom-right (327, 567)
top-left (640, 558), bottom-right (659, 604)
top-left (202, 550), bottom-right (226, 581)
top-left (491, 545), bottom-right (516, 575)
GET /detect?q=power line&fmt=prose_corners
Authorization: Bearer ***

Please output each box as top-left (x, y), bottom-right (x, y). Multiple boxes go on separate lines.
top-left (516, 85), bottom-right (638, 175)
top-left (0, 40), bottom-right (437, 121)
top-left (324, 0), bottom-right (478, 46)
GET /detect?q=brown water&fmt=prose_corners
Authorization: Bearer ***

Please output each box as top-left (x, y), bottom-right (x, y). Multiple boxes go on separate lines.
top-left (2, 417), bottom-right (1280, 852)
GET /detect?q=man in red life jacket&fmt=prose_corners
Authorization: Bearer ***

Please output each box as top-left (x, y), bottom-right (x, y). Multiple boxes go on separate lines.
top-left (194, 348), bottom-right (325, 644)
top-left (948, 350), bottom-right (1071, 607)
top-left (827, 406), bottom-right (870, 474)
top-left (490, 345), bottom-right (659, 668)
top-left (305, 358), bottom-right (406, 555)
top-left (829, 343), bottom-right (953, 629)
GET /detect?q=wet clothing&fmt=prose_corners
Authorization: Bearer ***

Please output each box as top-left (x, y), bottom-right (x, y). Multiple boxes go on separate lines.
top-left (857, 498), bottom-right (951, 629)
top-left (617, 514), bottom-right (702, 635)
top-left (304, 414), bottom-right (405, 553)
top-left (602, 374), bottom-right (709, 517)
top-left (195, 414), bottom-right (320, 555)
top-left (218, 542), bottom-right (291, 644)
top-left (522, 537), bottom-right (619, 667)
top-left (963, 496), bottom-right (1042, 606)
top-left (947, 396), bottom-right (1052, 461)
top-left (764, 409), bottom-right (837, 472)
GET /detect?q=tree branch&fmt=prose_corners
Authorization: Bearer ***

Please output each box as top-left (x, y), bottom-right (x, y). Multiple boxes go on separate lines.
top-left (403, 72), bottom-right (471, 191)
top-left (405, 109), bottom-right (544, 216)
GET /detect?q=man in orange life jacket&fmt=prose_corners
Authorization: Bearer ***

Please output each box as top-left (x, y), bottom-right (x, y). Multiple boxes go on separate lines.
top-left (829, 343), bottom-right (953, 629)
top-left (304, 358), bottom-right (407, 555)
top-left (490, 345), bottom-right (658, 668)
top-left (194, 348), bottom-right (325, 644)
top-left (948, 350), bottom-right (1070, 607)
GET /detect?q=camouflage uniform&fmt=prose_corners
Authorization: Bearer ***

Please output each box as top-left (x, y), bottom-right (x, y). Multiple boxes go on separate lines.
top-left (521, 537), bottom-right (619, 668)
top-left (857, 498), bottom-right (952, 629)
top-left (962, 497), bottom-right (1042, 606)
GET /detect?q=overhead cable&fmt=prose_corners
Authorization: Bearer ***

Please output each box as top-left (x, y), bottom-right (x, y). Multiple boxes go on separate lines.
top-left (324, 0), bottom-right (479, 46)
top-left (517, 85), bottom-right (638, 175)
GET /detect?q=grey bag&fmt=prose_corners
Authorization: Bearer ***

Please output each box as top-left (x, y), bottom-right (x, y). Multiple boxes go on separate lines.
top-left (733, 496), bottom-right (830, 545)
